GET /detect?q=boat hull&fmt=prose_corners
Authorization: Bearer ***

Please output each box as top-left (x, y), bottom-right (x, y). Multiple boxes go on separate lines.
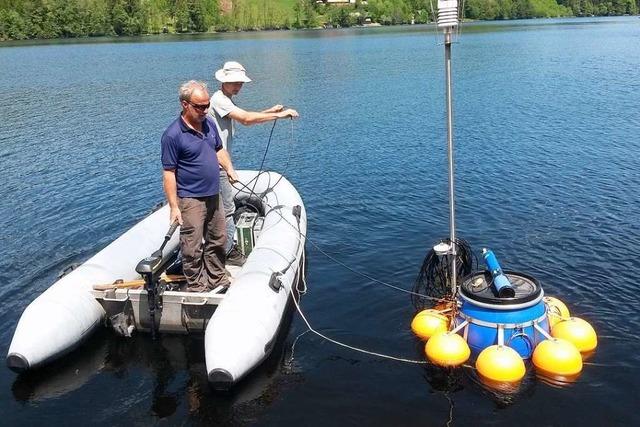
top-left (7, 204), bottom-right (179, 371)
top-left (205, 170), bottom-right (307, 389)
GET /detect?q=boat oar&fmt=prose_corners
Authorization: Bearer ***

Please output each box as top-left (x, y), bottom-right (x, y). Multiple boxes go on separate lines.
top-left (92, 274), bottom-right (185, 291)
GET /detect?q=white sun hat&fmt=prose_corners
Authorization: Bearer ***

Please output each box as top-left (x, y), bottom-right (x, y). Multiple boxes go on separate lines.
top-left (214, 61), bottom-right (252, 83)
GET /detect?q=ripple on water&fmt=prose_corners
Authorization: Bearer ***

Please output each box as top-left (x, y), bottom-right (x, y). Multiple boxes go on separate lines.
top-left (2, 17), bottom-right (640, 425)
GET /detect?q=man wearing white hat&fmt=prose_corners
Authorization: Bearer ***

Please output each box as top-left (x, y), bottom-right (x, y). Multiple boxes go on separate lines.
top-left (210, 61), bottom-right (299, 265)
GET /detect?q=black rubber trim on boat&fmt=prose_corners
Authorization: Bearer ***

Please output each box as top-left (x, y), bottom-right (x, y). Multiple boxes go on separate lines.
top-left (208, 368), bottom-right (235, 390)
top-left (268, 272), bottom-right (283, 292)
top-left (264, 336), bottom-right (275, 354)
top-left (6, 353), bottom-right (29, 372)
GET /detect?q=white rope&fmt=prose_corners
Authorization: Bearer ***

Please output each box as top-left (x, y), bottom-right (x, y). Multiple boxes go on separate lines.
top-left (287, 270), bottom-right (427, 364)
top-left (285, 329), bottom-right (311, 366)
top-left (244, 122), bottom-right (435, 364)
top-left (308, 236), bottom-right (440, 299)
top-left (296, 247), bottom-right (307, 295)
top-left (235, 120), bottom-right (441, 302)
top-left (281, 211), bottom-right (447, 302)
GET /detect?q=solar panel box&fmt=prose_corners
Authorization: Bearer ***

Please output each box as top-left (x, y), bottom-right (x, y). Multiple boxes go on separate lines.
top-left (236, 212), bottom-right (258, 256)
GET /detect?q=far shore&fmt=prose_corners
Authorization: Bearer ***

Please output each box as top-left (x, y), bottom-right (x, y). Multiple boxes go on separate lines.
top-left (2, 15), bottom-right (636, 46)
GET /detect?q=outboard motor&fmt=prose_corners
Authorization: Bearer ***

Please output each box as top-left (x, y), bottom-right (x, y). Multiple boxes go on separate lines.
top-left (135, 222), bottom-right (179, 339)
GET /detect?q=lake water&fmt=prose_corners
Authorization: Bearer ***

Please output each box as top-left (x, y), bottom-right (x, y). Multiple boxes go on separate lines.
top-left (1, 16), bottom-right (640, 426)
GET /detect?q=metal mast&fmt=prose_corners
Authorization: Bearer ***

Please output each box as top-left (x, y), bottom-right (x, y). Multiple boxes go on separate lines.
top-left (437, 1), bottom-right (459, 295)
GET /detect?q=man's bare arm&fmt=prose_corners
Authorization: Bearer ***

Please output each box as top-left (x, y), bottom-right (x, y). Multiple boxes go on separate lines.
top-left (162, 169), bottom-right (182, 225)
top-left (217, 149), bottom-right (238, 183)
top-left (228, 107), bottom-right (299, 126)
top-left (261, 104), bottom-right (284, 114)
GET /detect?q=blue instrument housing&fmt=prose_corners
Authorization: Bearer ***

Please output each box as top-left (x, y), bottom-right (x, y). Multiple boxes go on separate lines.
top-left (482, 249), bottom-right (516, 298)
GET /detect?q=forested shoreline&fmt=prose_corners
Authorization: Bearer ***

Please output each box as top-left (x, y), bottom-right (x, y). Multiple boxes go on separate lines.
top-left (1, 0), bottom-right (638, 41)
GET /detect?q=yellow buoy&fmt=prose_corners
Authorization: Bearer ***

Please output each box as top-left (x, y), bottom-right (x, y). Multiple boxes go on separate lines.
top-left (425, 332), bottom-right (470, 367)
top-left (476, 345), bottom-right (526, 383)
top-left (551, 317), bottom-right (598, 353)
top-left (544, 296), bottom-right (570, 327)
top-left (411, 309), bottom-right (449, 341)
top-left (532, 338), bottom-right (583, 376)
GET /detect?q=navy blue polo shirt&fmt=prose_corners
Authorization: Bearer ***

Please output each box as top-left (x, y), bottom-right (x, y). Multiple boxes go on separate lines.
top-left (161, 116), bottom-right (222, 198)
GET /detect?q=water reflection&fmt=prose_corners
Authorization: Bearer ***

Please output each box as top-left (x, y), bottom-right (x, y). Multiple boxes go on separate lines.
top-left (12, 331), bottom-right (109, 402)
top-left (422, 363), bottom-right (464, 394)
top-left (12, 302), bottom-right (299, 423)
top-left (421, 358), bottom-right (549, 409)
top-left (465, 366), bottom-right (538, 408)
top-left (534, 368), bottom-right (582, 389)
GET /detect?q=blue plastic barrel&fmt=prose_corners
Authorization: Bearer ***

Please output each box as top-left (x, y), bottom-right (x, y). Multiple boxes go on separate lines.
top-left (456, 271), bottom-right (550, 358)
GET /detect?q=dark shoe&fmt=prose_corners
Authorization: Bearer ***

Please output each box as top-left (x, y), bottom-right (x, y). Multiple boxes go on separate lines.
top-left (226, 246), bottom-right (246, 266)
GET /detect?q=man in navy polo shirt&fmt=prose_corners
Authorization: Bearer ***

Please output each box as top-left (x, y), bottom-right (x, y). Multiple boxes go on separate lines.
top-left (161, 80), bottom-right (237, 291)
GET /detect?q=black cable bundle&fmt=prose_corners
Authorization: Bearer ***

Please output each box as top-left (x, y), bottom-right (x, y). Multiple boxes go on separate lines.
top-left (412, 238), bottom-right (477, 310)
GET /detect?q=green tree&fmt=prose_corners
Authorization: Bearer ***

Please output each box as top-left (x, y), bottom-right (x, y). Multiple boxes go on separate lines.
top-left (2, 0), bottom-right (638, 42)
top-left (51, 0), bottom-right (84, 37)
top-left (144, 0), bottom-right (170, 34)
top-left (513, 0), bottom-right (534, 17)
top-left (110, 0), bottom-right (129, 34)
top-left (188, 0), bottom-right (206, 32)
top-left (109, 0), bottom-right (146, 35)
top-left (75, 0), bottom-right (111, 36)
top-left (293, 0), bottom-right (317, 28)
top-left (0, 8), bottom-right (28, 39)
top-left (174, 0), bottom-right (189, 31)
top-left (201, 0), bottom-right (219, 30)
top-left (367, 0), bottom-right (412, 24)
top-left (26, 0), bottom-right (58, 38)
top-left (326, 5), bottom-right (352, 27)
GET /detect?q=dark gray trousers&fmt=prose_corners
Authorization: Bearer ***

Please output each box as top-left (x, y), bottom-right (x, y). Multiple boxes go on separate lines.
top-left (178, 195), bottom-right (229, 290)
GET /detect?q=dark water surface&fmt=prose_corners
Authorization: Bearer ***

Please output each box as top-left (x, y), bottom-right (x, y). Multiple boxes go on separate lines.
top-left (1, 17), bottom-right (640, 426)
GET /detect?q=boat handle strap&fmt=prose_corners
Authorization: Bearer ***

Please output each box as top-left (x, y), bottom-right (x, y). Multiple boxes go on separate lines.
top-left (180, 298), bottom-right (208, 306)
top-left (102, 294), bottom-right (130, 302)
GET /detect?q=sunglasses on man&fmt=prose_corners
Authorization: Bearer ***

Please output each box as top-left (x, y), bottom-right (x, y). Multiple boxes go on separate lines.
top-left (188, 101), bottom-right (210, 111)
